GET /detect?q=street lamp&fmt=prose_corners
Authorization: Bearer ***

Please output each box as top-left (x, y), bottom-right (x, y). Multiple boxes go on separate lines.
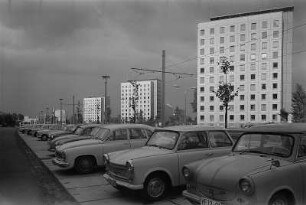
top-left (59, 98), bottom-right (63, 125)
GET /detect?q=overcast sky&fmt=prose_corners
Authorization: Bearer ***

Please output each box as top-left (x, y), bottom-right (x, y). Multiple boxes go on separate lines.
top-left (0, 0), bottom-right (305, 118)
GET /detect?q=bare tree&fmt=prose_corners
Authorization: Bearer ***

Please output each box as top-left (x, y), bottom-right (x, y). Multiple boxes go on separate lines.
top-left (213, 57), bottom-right (238, 128)
top-left (292, 84), bottom-right (306, 122)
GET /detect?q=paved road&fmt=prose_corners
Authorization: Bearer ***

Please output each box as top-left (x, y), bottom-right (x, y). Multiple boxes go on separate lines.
top-left (0, 127), bottom-right (78, 205)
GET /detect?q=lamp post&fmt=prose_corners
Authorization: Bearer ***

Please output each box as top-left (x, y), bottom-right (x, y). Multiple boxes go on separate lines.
top-left (59, 98), bottom-right (63, 125)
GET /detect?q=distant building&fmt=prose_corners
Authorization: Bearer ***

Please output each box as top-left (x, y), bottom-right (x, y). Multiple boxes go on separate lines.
top-left (83, 97), bottom-right (105, 123)
top-left (197, 7), bottom-right (294, 127)
top-left (55, 109), bottom-right (66, 124)
top-left (22, 116), bottom-right (38, 124)
top-left (120, 79), bottom-right (161, 123)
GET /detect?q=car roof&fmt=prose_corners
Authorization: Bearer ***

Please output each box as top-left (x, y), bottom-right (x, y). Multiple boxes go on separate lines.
top-left (244, 123), bottom-right (306, 134)
top-left (95, 123), bottom-right (154, 130)
top-left (157, 125), bottom-right (225, 132)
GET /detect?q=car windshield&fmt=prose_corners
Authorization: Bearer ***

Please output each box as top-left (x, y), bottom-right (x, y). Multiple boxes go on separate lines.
top-left (233, 133), bottom-right (294, 158)
top-left (75, 127), bottom-right (84, 135)
top-left (146, 131), bottom-right (179, 150)
top-left (93, 128), bottom-right (110, 140)
top-left (90, 127), bottom-right (101, 137)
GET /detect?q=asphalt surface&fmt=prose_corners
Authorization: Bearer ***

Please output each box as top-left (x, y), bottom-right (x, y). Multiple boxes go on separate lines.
top-left (0, 127), bottom-right (78, 205)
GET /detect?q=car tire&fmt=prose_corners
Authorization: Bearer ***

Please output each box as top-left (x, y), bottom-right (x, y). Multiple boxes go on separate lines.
top-left (143, 174), bottom-right (168, 201)
top-left (75, 156), bottom-right (96, 174)
top-left (269, 192), bottom-right (294, 205)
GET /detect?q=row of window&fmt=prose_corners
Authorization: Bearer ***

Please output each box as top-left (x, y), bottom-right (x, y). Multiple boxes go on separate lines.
top-left (199, 114), bottom-right (278, 122)
top-left (199, 92), bottom-right (279, 102)
top-left (200, 30), bottom-right (280, 46)
top-left (199, 19), bottom-right (280, 36)
top-left (199, 103), bottom-right (279, 112)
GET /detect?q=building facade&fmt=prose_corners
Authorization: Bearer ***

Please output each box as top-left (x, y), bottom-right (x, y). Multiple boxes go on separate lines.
top-left (120, 79), bottom-right (161, 123)
top-left (83, 97), bottom-right (105, 123)
top-left (197, 7), bottom-right (293, 127)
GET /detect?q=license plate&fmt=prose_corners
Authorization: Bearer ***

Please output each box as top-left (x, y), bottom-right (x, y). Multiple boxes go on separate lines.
top-left (200, 197), bottom-right (221, 205)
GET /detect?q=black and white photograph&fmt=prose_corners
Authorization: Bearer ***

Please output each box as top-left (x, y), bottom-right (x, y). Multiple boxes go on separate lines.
top-left (1, 0), bottom-right (306, 205)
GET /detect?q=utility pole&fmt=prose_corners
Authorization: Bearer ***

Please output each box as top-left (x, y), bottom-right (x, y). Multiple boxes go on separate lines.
top-left (59, 98), bottom-right (63, 125)
top-left (161, 50), bottom-right (165, 127)
top-left (72, 95), bottom-right (75, 124)
top-left (101, 75), bottom-right (110, 124)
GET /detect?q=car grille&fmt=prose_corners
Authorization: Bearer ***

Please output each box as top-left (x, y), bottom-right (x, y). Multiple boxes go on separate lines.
top-left (108, 162), bottom-right (129, 181)
top-left (187, 183), bottom-right (234, 201)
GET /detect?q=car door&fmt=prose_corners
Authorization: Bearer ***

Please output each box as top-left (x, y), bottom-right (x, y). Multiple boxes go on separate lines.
top-left (177, 131), bottom-right (212, 185)
top-left (101, 128), bottom-right (131, 155)
top-left (207, 130), bottom-right (233, 157)
top-left (129, 128), bottom-right (150, 148)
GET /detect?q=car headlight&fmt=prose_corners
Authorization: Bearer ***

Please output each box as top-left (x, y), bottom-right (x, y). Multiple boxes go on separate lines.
top-left (239, 178), bottom-right (255, 195)
top-left (182, 167), bottom-right (192, 180)
top-left (126, 160), bottom-right (134, 181)
top-left (103, 154), bottom-right (109, 167)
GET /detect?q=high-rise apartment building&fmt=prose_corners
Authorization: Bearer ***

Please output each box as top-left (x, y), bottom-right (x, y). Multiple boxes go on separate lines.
top-left (83, 97), bottom-right (105, 123)
top-left (121, 79), bottom-right (161, 123)
top-left (197, 7), bottom-right (293, 127)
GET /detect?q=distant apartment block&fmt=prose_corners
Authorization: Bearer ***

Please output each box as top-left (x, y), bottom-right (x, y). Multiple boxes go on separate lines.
top-left (83, 97), bottom-right (105, 123)
top-left (120, 79), bottom-right (161, 122)
top-left (197, 7), bottom-right (294, 127)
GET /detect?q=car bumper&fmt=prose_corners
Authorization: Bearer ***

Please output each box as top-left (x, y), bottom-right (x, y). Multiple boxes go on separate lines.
top-left (103, 173), bottom-right (143, 190)
top-left (52, 158), bottom-right (70, 168)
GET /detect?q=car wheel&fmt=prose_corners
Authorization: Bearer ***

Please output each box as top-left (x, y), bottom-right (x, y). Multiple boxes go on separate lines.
top-left (143, 174), bottom-right (168, 201)
top-left (41, 135), bottom-right (48, 141)
top-left (75, 156), bottom-right (96, 174)
top-left (269, 193), bottom-right (293, 205)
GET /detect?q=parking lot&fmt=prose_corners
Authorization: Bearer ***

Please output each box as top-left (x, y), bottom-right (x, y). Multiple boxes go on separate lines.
top-left (18, 132), bottom-right (190, 205)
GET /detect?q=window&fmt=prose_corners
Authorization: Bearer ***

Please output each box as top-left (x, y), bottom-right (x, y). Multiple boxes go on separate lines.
top-left (209, 77), bottom-right (214, 83)
top-left (210, 38), bottom-right (214, 45)
top-left (240, 34), bottom-right (245, 41)
top-left (219, 105), bottom-right (224, 111)
top-left (200, 48), bottom-right (204, 55)
top-left (240, 64), bottom-right (245, 71)
top-left (200, 87), bottom-right (205, 92)
top-left (209, 67), bottom-right (214, 73)
top-left (273, 51), bottom-right (278, 59)
top-left (200, 96), bottom-right (204, 102)
top-left (200, 39), bottom-right (205, 45)
top-left (209, 131), bottom-right (232, 148)
top-left (229, 105), bottom-right (234, 111)
top-left (210, 106), bottom-right (214, 111)
top-left (251, 115), bottom-right (255, 121)
top-left (230, 45), bottom-right (235, 52)
top-left (240, 75), bottom-right (245, 81)
top-left (250, 104), bottom-right (255, 110)
top-left (200, 105), bottom-right (204, 111)
top-left (240, 95), bottom-right (245, 101)
top-left (273, 31), bottom-right (279, 38)
top-left (200, 115), bottom-right (204, 121)
top-left (261, 104), bottom-right (267, 111)
top-left (262, 31), bottom-right (267, 39)
top-left (251, 54), bottom-right (256, 61)
top-left (240, 24), bottom-right (246, 31)
top-left (200, 29), bottom-right (205, 36)
top-left (230, 35), bottom-right (235, 42)
top-left (220, 37), bottom-right (224, 44)
top-left (230, 55), bottom-right (234, 62)
top-left (251, 33), bottom-right (257, 40)
top-left (129, 128), bottom-right (147, 139)
top-left (273, 62), bottom-right (278, 69)
top-left (240, 54), bottom-right (245, 61)
top-left (273, 73), bottom-right (278, 79)
top-left (210, 28), bottom-right (214, 35)
top-left (229, 75), bottom-right (234, 82)
top-left (273, 94), bottom-right (278, 99)
top-left (273, 83), bottom-right (278, 89)
top-left (200, 77), bottom-right (204, 84)
top-left (210, 57), bottom-right (214, 64)
top-left (250, 63), bottom-right (256, 71)
top-left (273, 20), bottom-right (280, 27)
top-left (251, 23), bottom-right (257, 30)
top-left (261, 94), bottom-right (266, 100)
top-left (209, 86), bottom-right (214, 92)
top-left (220, 27), bottom-right (225, 34)
top-left (261, 63), bottom-right (267, 70)
top-left (210, 96), bottom-right (214, 101)
top-left (240, 115), bottom-right (245, 121)
top-left (273, 41), bottom-right (279, 48)
top-left (261, 115), bottom-right (267, 121)
top-left (250, 84), bottom-right (256, 91)
top-left (262, 42), bottom-right (268, 49)
top-left (220, 47), bottom-right (225, 53)
top-left (210, 47), bottom-right (214, 54)
top-left (200, 67), bottom-right (204, 73)
top-left (219, 115), bottom-right (224, 122)
top-left (179, 132), bottom-right (209, 150)
top-left (262, 21), bottom-right (268, 28)
top-left (272, 104), bottom-right (278, 110)
top-left (251, 43), bottom-right (256, 51)
top-left (262, 53), bottom-right (267, 60)
top-left (200, 58), bottom-right (205, 65)
top-left (240, 44), bottom-right (245, 51)
top-left (261, 73), bottom-right (267, 80)
top-left (229, 115), bottom-right (234, 121)
top-left (230, 25), bottom-right (235, 32)
top-left (251, 74), bottom-right (256, 80)
top-left (112, 129), bottom-right (128, 141)
top-left (250, 94), bottom-right (256, 100)
top-left (262, 84), bottom-right (266, 90)
top-left (240, 105), bottom-right (245, 111)
top-left (219, 76), bottom-right (224, 82)
top-left (240, 85), bottom-right (245, 91)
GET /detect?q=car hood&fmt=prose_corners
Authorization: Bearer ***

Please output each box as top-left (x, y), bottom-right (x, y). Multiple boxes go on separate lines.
top-left (57, 138), bottom-right (101, 151)
top-left (109, 146), bottom-right (173, 165)
top-left (193, 154), bottom-right (290, 191)
top-left (57, 136), bottom-right (92, 145)
top-left (53, 134), bottom-right (78, 142)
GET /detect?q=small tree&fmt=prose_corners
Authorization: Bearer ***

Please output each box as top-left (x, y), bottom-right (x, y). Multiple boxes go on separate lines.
top-left (292, 84), bottom-right (306, 122)
top-left (213, 57), bottom-right (238, 128)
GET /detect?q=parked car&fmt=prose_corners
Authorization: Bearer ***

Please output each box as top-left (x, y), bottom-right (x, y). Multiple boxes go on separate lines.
top-left (36, 124), bottom-right (63, 141)
top-left (103, 125), bottom-right (234, 201)
top-left (48, 124), bottom-right (99, 151)
top-left (182, 123), bottom-right (306, 205)
top-left (48, 124), bottom-right (80, 140)
top-left (52, 124), bottom-right (154, 174)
